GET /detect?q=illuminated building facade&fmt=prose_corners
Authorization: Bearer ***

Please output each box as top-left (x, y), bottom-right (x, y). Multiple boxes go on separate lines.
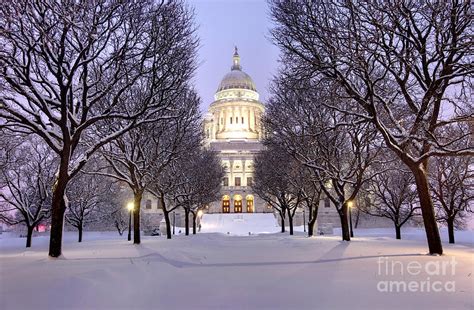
top-left (204, 48), bottom-right (269, 213)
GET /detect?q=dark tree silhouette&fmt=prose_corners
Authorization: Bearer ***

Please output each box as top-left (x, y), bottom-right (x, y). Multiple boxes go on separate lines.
top-left (1, 0), bottom-right (198, 256)
top-left (430, 155), bottom-right (473, 243)
top-left (0, 136), bottom-right (55, 247)
top-left (269, 0), bottom-right (473, 254)
top-left (252, 144), bottom-right (304, 235)
top-left (361, 164), bottom-right (419, 240)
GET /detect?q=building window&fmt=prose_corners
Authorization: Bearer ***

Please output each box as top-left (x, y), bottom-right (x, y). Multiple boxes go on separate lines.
top-left (246, 195), bottom-right (254, 213)
top-left (223, 177), bottom-right (229, 187)
top-left (157, 199), bottom-right (163, 210)
top-left (222, 197), bottom-right (230, 213)
top-left (241, 117), bottom-right (244, 124)
top-left (324, 198), bottom-right (331, 208)
top-left (235, 177), bottom-right (241, 187)
top-left (247, 177), bottom-right (253, 186)
top-left (230, 117), bottom-right (232, 124)
top-left (145, 199), bottom-right (152, 209)
top-left (235, 117), bottom-right (238, 124)
top-left (234, 199), bottom-right (242, 213)
top-left (221, 117), bottom-right (223, 124)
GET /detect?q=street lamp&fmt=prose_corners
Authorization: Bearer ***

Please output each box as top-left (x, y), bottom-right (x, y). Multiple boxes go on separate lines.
top-left (347, 200), bottom-right (354, 238)
top-left (325, 180), bottom-right (333, 189)
top-left (127, 202), bottom-right (134, 241)
top-left (172, 211), bottom-right (176, 235)
top-left (197, 210), bottom-right (204, 232)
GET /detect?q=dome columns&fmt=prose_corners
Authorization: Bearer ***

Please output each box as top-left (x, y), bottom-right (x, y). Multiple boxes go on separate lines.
top-left (205, 49), bottom-right (264, 141)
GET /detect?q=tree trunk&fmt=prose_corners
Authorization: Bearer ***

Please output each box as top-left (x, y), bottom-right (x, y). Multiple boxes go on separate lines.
top-left (447, 218), bottom-right (455, 244)
top-left (78, 223), bottom-right (83, 243)
top-left (287, 208), bottom-right (294, 235)
top-left (354, 208), bottom-right (360, 229)
top-left (115, 222), bottom-right (124, 236)
top-left (411, 164), bottom-right (443, 254)
top-left (163, 210), bottom-right (172, 239)
top-left (48, 150), bottom-right (71, 258)
top-left (185, 208), bottom-right (190, 236)
top-left (133, 191), bottom-right (143, 244)
top-left (192, 212), bottom-right (197, 235)
top-left (339, 202), bottom-right (351, 241)
top-left (307, 220), bottom-right (314, 237)
top-left (49, 189), bottom-right (68, 257)
top-left (308, 205), bottom-right (318, 237)
top-left (395, 225), bottom-right (401, 240)
top-left (26, 225), bottom-right (34, 248)
top-left (279, 211), bottom-right (285, 233)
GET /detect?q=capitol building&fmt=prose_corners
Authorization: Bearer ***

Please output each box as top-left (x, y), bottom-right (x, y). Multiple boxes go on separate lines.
top-left (203, 48), bottom-right (269, 214)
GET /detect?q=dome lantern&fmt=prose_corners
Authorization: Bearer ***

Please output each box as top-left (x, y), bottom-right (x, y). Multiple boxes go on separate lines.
top-left (231, 46), bottom-right (241, 71)
top-left (215, 48), bottom-right (258, 98)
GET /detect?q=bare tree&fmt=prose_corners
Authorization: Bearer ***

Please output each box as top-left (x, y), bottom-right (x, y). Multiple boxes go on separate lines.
top-left (97, 181), bottom-right (131, 237)
top-left (0, 136), bottom-right (55, 247)
top-left (110, 208), bottom-right (128, 236)
top-left (148, 139), bottom-right (222, 238)
top-left (291, 168), bottom-right (322, 237)
top-left (361, 164), bottom-right (419, 240)
top-left (149, 163), bottom-right (183, 239)
top-left (172, 148), bottom-right (224, 235)
top-left (99, 90), bottom-right (201, 243)
top-left (253, 145), bottom-right (304, 235)
top-left (264, 80), bottom-right (381, 241)
top-left (430, 155), bottom-right (473, 243)
top-left (0, 0), bottom-right (198, 257)
top-left (270, 0), bottom-right (473, 254)
top-left (65, 171), bottom-right (114, 242)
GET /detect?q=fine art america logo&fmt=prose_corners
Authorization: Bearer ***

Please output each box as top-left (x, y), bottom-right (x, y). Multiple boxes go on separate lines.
top-left (377, 257), bottom-right (457, 293)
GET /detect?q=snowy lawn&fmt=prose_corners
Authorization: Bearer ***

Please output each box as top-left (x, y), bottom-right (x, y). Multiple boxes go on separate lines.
top-left (1, 230), bottom-right (473, 310)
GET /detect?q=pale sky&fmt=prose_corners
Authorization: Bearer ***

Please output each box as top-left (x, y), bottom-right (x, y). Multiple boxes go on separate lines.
top-left (188, 0), bottom-right (280, 111)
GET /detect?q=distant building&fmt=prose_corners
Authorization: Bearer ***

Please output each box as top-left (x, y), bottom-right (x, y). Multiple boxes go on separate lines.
top-left (203, 48), bottom-right (269, 214)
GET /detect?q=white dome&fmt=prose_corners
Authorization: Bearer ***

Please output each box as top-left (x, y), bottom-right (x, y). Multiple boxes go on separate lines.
top-left (217, 70), bottom-right (256, 92)
top-left (216, 48), bottom-right (257, 93)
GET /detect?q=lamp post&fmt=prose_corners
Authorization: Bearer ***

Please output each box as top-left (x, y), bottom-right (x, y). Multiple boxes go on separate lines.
top-left (197, 210), bottom-right (203, 232)
top-left (127, 202), bottom-right (134, 241)
top-left (303, 209), bottom-right (306, 233)
top-left (347, 200), bottom-right (354, 238)
top-left (172, 211), bottom-right (176, 235)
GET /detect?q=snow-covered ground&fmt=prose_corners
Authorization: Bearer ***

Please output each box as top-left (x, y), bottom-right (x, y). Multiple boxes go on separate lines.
top-left (1, 228), bottom-right (472, 310)
top-left (200, 213), bottom-right (280, 235)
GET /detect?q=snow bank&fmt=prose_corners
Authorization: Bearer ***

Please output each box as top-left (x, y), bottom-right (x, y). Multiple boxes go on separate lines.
top-left (200, 213), bottom-right (280, 235)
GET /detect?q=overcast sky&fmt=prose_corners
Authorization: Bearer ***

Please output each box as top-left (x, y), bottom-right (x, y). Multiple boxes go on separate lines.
top-left (189, 0), bottom-right (280, 111)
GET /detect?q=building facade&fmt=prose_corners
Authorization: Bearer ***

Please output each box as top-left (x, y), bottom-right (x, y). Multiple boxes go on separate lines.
top-left (204, 48), bottom-right (270, 214)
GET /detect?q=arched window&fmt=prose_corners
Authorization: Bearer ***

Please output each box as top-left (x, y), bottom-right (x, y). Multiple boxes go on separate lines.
top-left (230, 117), bottom-right (233, 124)
top-left (234, 195), bottom-right (242, 213)
top-left (241, 117), bottom-right (244, 124)
top-left (246, 195), bottom-right (254, 213)
top-left (222, 195), bottom-right (230, 213)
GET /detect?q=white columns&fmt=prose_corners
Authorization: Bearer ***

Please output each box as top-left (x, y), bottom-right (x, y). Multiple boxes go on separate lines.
top-left (242, 159), bottom-right (246, 186)
top-left (229, 159), bottom-right (234, 186)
